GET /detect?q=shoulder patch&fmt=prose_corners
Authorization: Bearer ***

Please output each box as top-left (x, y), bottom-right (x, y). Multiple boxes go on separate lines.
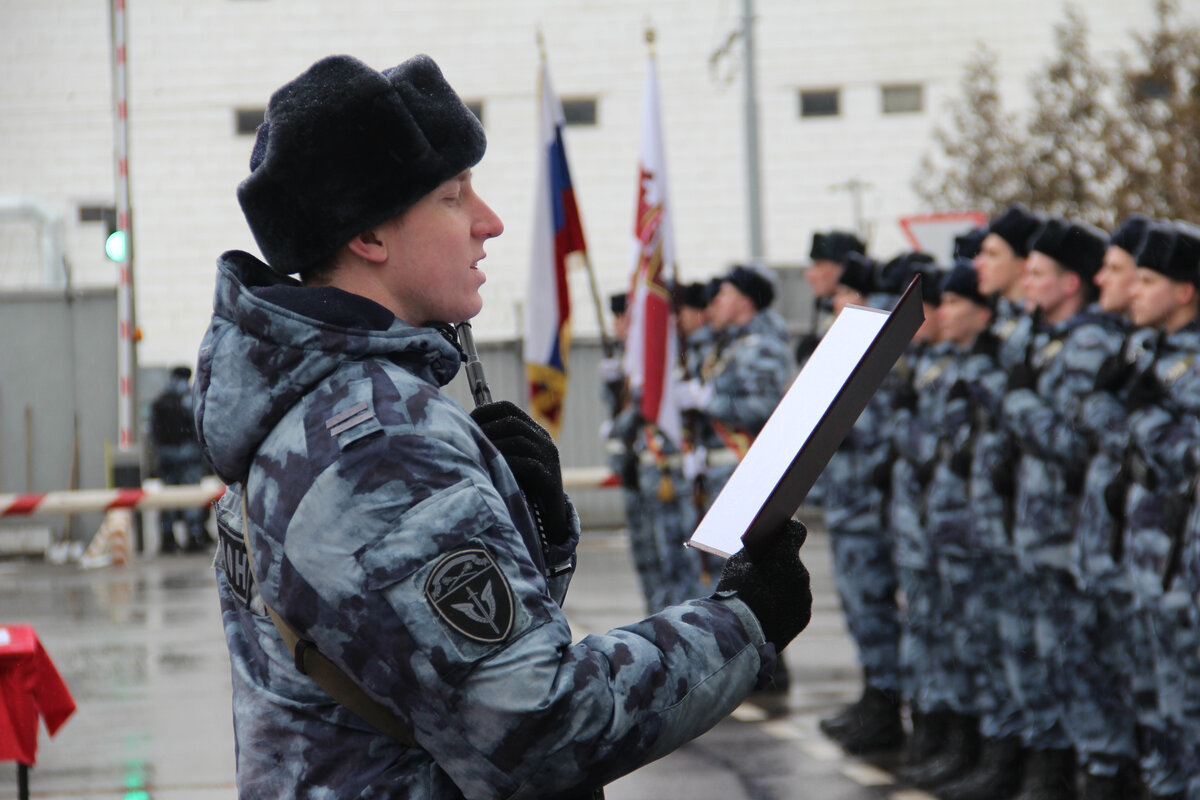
top-left (425, 546), bottom-right (515, 644)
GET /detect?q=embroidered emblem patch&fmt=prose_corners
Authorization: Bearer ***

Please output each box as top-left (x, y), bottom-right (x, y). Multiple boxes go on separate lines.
top-left (425, 547), bottom-right (514, 643)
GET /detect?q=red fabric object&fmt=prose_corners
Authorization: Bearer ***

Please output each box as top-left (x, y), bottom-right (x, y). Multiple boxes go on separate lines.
top-left (0, 624), bottom-right (76, 765)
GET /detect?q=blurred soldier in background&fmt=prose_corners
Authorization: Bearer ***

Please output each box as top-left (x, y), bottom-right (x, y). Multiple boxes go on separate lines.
top-left (150, 365), bottom-right (211, 553)
top-left (817, 253), bottom-right (908, 754)
top-left (1111, 221), bottom-right (1200, 800)
top-left (1050, 215), bottom-right (1152, 800)
top-left (796, 230), bottom-right (866, 367)
top-left (999, 218), bottom-right (1122, 800)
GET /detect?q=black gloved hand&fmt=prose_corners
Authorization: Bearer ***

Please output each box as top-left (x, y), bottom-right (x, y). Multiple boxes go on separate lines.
top-left (470, 400), bottom-right (570, 547)
top-left (794, 333), bottom-right (819, 366)
top-left (1094, 351), bottom-right (1136, 394)
top-left (871, 458), bottom-right (893, 495)
top-left (971, 330), bottom-right (999, 359)
top-left (715, 520), bottom-right (812, 652)
top-left (892, 379), bottom-right (918, 412)
top-left (1125, 365), bottom-right (1164, 410)
top-left (1006, 358), bottom-right (1037, 392)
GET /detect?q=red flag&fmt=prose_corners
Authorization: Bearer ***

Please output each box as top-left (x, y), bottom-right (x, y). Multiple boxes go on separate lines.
top-left (625, 47), bottom-right (682, 446)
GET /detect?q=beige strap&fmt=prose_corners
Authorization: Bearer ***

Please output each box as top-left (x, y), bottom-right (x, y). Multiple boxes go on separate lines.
top-left (240, 493), bottom-right (418, 747)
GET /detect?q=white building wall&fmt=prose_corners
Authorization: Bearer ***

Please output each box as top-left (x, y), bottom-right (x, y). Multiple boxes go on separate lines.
top-left (1, 0), bottom-right (1187, 367)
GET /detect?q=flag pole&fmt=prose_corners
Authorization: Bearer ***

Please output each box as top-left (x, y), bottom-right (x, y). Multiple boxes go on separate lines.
top-left (539, 30), bottom-right (613, 358)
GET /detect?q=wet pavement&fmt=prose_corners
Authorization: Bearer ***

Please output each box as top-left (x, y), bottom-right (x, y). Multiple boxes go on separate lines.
top-left (0, 513), bottom-right (938, 800)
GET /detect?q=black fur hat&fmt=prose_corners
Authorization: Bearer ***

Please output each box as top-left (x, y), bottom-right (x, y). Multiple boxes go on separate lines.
top-left (238, 54), bottom-right (487, 275)
top-left (680, 282), bottom-right (710, 310)
top-left (940, 261), bottom-right (988, 308)
top-left (1109, 214), bottom-right (1151, 256)
top-left (837, 252), bottom-right (878, 296)
top-left (810, 230), bottom-right (866, 263)
top-left (1135, 222), bottom-right (1200, 286)
top-left (878, 251), bottom-right (935, 295)
top-left (954, 226), bottom-right (986, 261)
top-left (609, 292), bottom-right (628, 315)
top-left (986, 203), bottom-right (1042, 258)
top-left (1028, 217), bottom-right (1107, 281)
top-left (723, 265), bottom-right (777, 310)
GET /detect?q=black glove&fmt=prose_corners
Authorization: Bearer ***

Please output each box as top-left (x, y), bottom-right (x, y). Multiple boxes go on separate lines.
top-left (892, 379), bottom-right (918, 412)
top-left (794, 333), bottom-right (819, 366)
top-left (871, 457), bottom-right (893, 495)
top-left (1125, 365), bottom-right (1164, 410)
top-left (1094, 351), bottom-right (1136, 393)
top-left (715, 520), bottom-right (812, 652)
top-left (971, 330), bottom-right (999, 359)
top-left (470, 401), bottom-right (570, 547)
top-left (1006, 355), bottom-right (1037, 392)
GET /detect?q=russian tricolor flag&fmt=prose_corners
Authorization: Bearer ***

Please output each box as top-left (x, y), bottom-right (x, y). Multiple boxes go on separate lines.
top-left (525, 56), bottom-right (586, 439)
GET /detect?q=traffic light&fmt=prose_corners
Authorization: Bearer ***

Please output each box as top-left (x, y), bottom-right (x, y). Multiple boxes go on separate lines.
top-left (104, 209), bottom-right (127, 263)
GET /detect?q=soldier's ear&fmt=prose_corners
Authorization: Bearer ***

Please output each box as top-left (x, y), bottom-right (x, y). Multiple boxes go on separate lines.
top-left (346, 228), bottom-right (389, 264)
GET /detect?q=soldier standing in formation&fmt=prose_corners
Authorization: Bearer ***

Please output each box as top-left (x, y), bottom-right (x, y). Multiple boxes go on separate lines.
top-left (810, 207), bottom-right (1200, 800)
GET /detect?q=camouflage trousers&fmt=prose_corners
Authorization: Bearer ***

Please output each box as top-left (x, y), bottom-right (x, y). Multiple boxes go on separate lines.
top-left (938, 554), bottom-right (1022, 737)
top-left (626, 461), bottom-right (704, 613)
top-left (896, 563), bottom-right (951, 712)
top-left (993, 562), bottom-right (1064, 750)
top-left (1140, 584), bottom-right (1200, 797)
top-left (829, 530), bottom-right (901, 692)
top-left (1050, 578), bottom-right (1139, 775)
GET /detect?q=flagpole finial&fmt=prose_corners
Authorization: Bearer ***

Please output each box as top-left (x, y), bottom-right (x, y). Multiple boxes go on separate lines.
top-left (536, 28), bottom-right (546, 61)
top-left (644, 24), bottom-right (656, 54)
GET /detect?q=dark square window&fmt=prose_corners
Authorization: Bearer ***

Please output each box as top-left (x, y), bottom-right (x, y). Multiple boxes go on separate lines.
top-left (235, 108), bottom-right (266, 135)
top-left (882, 84), bottom-right (923, 114)
top-left (799, 90), bottom-right (840, 118)
top-left (562, 98), bottom-right (598, 126)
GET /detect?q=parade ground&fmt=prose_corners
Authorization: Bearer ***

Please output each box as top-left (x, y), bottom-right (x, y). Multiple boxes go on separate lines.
top-left (0, 514), bottom-right (938, 800)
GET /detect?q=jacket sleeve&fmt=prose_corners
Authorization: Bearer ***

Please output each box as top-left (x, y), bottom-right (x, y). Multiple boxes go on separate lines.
top-left (1002, 324), bottom-right (1121, 467)
top-left (252, 393), bottom-right (768, 799)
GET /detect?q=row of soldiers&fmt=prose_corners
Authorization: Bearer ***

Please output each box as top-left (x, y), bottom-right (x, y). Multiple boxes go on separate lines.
top-left (812, 207), bottom-right (1200, 800)
top-left (600, 265), bottom-right (791, 618)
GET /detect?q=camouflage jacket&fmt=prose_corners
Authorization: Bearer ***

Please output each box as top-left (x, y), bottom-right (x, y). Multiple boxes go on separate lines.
top-left (1002, 305), bottom-right (1124, 570)
top-left (698, 312), bottom-right (790, 449)
top-left (1122, 319), bottom-right (1200, 600)
top-left (195, 252), bottom-right (771, 799)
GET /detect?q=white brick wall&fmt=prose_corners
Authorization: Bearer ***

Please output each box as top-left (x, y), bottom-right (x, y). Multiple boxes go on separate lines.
top-left (1, 0), bottom-right (1181, 366)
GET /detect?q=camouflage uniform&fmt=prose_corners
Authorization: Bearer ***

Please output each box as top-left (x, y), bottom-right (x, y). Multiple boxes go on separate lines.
top-left (1001, 305), bottom-right (1124, 754)
top-left (697, 311), bottom-right (790, 504)
top-left (632, 419), bottom-right (704, 611)
top-left (1117, 320), bottom-right (1200, 796)
top-left (954, 298), bottom-right (1036, 746)
top-left (196, 252), bottom-right (775, 799)
top-left (1063, 323), bottom-right (1157, 779)
top-left (886, 342), bottom-right (952, 710)
top-left (824, 317), bottom-right (904, 697)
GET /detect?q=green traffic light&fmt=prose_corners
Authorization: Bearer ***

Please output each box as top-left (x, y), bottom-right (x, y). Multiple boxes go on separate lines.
top-left (105, 229), bottom-right (127, 262)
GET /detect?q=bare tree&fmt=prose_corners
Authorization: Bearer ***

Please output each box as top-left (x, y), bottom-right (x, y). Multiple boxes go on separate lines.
top-left (1023, 5), bottom-right (1133, 230)
top-left (1113, 0), bottom-right (1200, 222)
top-left (913, 47), bottom-right (1027, 215)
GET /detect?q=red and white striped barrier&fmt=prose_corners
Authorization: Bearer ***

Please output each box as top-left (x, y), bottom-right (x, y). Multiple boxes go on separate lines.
top-left (0, 478), bottom-right (227, 519)
top-left (1, 469), bottom-right (614, 520)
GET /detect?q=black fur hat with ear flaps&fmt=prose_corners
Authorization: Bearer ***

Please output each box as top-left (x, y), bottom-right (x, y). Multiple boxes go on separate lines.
top-left (237, 54), bottom-right (487, 275)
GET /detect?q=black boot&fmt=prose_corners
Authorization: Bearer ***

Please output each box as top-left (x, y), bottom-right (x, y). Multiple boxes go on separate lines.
top-left (898, 712), bottom-right (979, 788)
top-left (936, 736), bottom-right (1024, 800)
top-left (820, 685), bottom-right (905, 754)
top-left (819, 683), bottom-right (871, 740)
top-left (901, 708), bottom-right (951, 768)
top-left (1012, 747), bottom-right (1075, 800)
top-left (1080, 772), bottom-right (1124, 800)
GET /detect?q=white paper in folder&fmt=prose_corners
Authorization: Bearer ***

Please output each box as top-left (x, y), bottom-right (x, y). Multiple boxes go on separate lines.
top-left (687, 304), bottom-right (891, 559)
